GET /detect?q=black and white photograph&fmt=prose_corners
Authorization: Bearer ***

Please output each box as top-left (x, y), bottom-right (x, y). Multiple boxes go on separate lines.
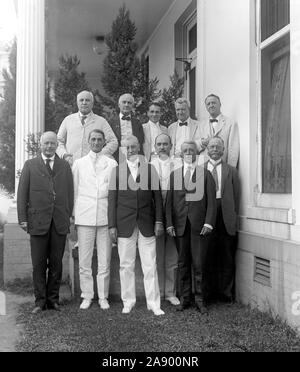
top-left (0, 0), bottom-right (300, 355)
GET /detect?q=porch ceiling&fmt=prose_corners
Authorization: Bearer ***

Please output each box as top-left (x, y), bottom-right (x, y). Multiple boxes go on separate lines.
top-left (47, 0), bottom-right (174, 84)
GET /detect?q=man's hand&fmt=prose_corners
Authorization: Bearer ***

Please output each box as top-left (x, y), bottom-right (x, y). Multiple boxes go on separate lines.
top-left (109, 228), bottom-right (118, 244)
top-left (63, 153), bottom-right (73, 166)
top-left (201, 137), bottom-right (210, 149)
top-left (19, 222), bottom-right (28, 232)
top-left (200, 226), bottom-right (213, 236)
top-left (154, 222), bottom-right (164, 237)
top-left (166, 226), bottom-right (176, 237)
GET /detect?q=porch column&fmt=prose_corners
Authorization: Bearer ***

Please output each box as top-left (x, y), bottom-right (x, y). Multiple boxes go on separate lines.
top-left (15, 0), bottom-right (45, 188)
top-left (196, 0), bottom-right (206, 119)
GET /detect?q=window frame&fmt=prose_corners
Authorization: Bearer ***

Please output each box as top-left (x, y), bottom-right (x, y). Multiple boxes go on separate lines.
top-left (183, 11), bottom-right (197, 119)
top-left (256, 0), bottom-right (292, 208)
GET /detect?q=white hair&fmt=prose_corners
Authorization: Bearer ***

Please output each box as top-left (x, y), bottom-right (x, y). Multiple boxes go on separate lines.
top-left (175, 97), bottom-right (191, 109)
top-left (121, 135), bottom-right (139, 148)
top-left (77, 90), bottom-right (94, 103)
top-left (119, 93), bottom-right (135, 105)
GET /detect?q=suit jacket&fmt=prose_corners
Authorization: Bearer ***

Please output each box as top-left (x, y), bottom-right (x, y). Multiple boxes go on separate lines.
top-left (142, 121), bottom-right (168, 161)
top-left (109, 114), bottom-right (145, 162)
top-left (165, 165), bottom-right (217, 237)
top-left (72, 153), bottom-right (117, 226)
top-left (17, 155), bottom-right (74, 236)
top-left (168, 118), bottom-right (202, 157)
top-left (108, 161), bottom-right (163, 238)
top-left (205, 161), bottom-right (240, 236)
top-left (56, 112), bottom-right (118, 161)
top-left (199, 114), bottom-right (240, 167)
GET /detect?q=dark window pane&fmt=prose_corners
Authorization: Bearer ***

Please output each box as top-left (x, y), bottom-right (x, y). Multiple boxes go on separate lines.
top-left (262, 35), bottom-right (291, 193)
top-left (189, 24), bottom-right (197, 53)
top-left (261, 0), bottom-right (290, 41)
top-left (189, 67), bottom-right (196, 119)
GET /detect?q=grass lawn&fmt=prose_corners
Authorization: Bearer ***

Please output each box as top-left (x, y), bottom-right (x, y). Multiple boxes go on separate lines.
top-left (16, 296), bottom-right (300, 352)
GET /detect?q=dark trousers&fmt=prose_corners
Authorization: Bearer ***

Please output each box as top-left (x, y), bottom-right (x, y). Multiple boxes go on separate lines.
top-left (175, 219), bottom-right (210, 305)
top-left (208, 200), bottom-right (237, 299)
top-left (30, 220), bottom-right (66, 308)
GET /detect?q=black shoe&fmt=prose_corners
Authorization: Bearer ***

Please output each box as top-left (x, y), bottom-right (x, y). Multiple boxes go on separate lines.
top-left (176, 302), bottom-right (191, 312)
top-left (32, 306), bottom-right (44, 314)
top-left (48, 303), bottom-right (61, 311)
top-left (195, 301), bottom-right (209, 314)
top-left (218, 294), bottom-right (234, 304)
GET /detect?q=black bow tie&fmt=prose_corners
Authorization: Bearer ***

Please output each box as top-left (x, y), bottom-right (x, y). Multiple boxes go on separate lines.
top-left (210, 119), bottom-right (218, 123)
top-left (122, 115), bottom-right (131, 121)
top-left (179, 122), bottom-right (188, 127)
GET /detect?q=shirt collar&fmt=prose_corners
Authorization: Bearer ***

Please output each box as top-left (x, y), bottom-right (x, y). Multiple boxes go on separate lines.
top-left (158, 156), bottom-right (170, 165)
top-left (183, 161), bottom-right (196, 170)
top-left (120, 112), bottom-right (132, 120)
top-left (209, 158), bottom-right (222, 166)
top-left (149, 120), bottom-right (160, 127)
top-left (42, 154), bottom-right (55, 162)
top-left (79, 111), bottom-right (92, 119)
top-left (178, 117), bottom-right (191, 125)
top-left (89, 150), bottom-right (102, 160)
top-left (127, 157), bottom-right (140, 167)
top-left (209, 114), bottom-right (221, 122)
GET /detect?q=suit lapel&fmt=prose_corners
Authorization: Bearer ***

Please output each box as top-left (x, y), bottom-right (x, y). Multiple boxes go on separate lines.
top-left (52, 154), bottom-right (62, 177)
top-left (189, 119), bottom-right (197, 140)
top-left (221, 162), bottom-right (229, 196)
top-left (214, 115), bottom-right (225, 136)
top-left (112, 116), bottom-right (121, 142)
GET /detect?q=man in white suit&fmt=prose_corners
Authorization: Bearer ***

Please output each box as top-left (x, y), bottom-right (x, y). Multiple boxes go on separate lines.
top-left (199, 94), bottom-right (240, 168)
top-left (168, 98), bottom-right (202, 159)
top-left (57, 91), bottom-right (118, 165)
top-left (143, 102), bottom-right (168, 161)
top-left (73, 129), bottom-right (117, 310)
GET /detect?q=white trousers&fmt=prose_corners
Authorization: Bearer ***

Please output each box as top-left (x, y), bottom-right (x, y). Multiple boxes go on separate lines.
top-left (77, 225), bottom-right (112, 301)
top-left (156, 233), bottom-right (178, 298)
top-left (118, 226), bottom-right (161, 310)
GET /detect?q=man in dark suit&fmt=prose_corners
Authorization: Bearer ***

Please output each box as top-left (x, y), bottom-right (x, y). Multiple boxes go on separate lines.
top-left (109, 93), bottom-right (145, 162)
top-left (108, 135), bottom-right (164, 315)
top-left (166, 141), bottom-right (217, 313)
top-left (17, 132), bottom-right (74, 314)
top-left (205, 137), bottom-right (239, 303)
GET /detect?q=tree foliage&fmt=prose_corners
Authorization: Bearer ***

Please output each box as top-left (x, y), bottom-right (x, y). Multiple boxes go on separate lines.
top-left (0, 40), bottom-right (17, 192)
top-left (101, 5), bottom-right (184, 125)
top-left (160, 70), bottom-right (185, 127)
top-left (101, 5), bottom-right (140, 109)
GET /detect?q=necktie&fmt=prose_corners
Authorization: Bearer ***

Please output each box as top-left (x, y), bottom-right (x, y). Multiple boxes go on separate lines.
top-left (210, 161), bottom-right (219, 192)
top-left (210, 119), bottom-right (218, 123)
top-left (81, 115), bottom-right (87, 125)
top-left (184, 166), bottom-right (192, 189)
top-left (179, 122), bottom-right (188, 127)
top-left (122, 115), bottom-right (131, 121)
top-left (45, 159), bottom-right (53, 176)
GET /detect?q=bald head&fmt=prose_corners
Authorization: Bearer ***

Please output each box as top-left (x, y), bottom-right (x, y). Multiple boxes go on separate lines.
top-left (154, 133), bottom-right (172, 158)
top-left (40, 132), bottom-right (58, 158)
top-left (77, 91), bottom-right (94, 115)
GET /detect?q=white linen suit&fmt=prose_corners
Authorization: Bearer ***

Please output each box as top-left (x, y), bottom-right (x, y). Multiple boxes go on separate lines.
top-left (73, 152), bottom-right (117, 301)
top-left (199, 114), bottom-right (240, 168)
top-left (57, 112), bottom-right (118, 162)
top-left (168, 118), bottom-right (202, 158)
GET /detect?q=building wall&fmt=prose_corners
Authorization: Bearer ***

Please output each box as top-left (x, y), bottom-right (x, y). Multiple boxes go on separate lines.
top-left (145, 0), bottom-right (300, 331)
top-left (140, 0), bottom-right (194, 90)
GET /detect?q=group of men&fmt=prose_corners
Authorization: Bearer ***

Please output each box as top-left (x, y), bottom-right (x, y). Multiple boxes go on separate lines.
top-left (17, 90), bottom-right (240, 316)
